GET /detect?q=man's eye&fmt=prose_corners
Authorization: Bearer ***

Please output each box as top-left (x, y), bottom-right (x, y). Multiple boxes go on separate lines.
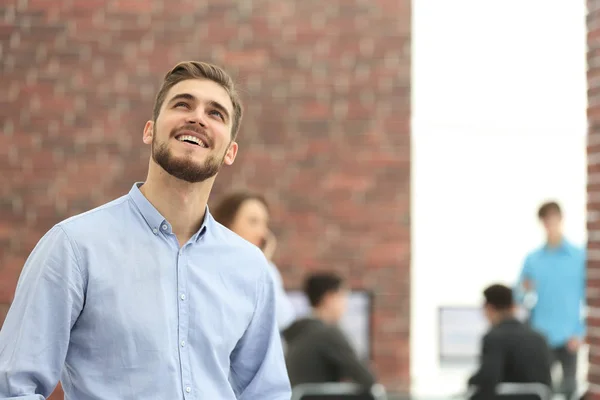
top-left (210, 110), bottom-right (224, 120)
top-left (174, 102), bottom-right (190, 108)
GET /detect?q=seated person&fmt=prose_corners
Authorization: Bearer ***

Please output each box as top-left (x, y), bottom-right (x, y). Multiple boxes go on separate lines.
top-left (283, 272), bottom-right (375, 388)
top-left (468, 284), bottom-right (552, 400)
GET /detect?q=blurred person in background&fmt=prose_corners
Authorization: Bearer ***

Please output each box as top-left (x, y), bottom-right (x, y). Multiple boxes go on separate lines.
top-left (468, 284), bottom-right (552, 400)
top-left (212, 191), bottom-right (296, 331)
top-left (283, 272), bottom-right (375, 389)
top-left (517, 201), bottom-right (586, 400)
top-left (0, 61), bottom-right (290, 399)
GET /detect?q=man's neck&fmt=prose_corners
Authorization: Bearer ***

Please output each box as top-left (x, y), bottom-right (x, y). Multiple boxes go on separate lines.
top-left (493, 311), bottom-right (515, 325)
top-left (547, 235), bottom-right (563, 248)
top-left (312, 308), bottom-right (335, 325)
top-left (141, 162), bottom-right (214, 245)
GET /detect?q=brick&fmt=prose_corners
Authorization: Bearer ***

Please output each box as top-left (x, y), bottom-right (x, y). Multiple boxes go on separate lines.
top-left (1, 0), bottom-right (411, 396)
top-left (0, 304), bottom-right (9, 328)
top-left (591, 1), bottom-right (600, 394)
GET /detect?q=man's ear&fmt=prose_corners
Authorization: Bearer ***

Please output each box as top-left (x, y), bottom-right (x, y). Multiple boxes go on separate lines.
top-left (143, 120), bottom-right (154, 145)
top-left (223, 141), bottom-right (238, 165)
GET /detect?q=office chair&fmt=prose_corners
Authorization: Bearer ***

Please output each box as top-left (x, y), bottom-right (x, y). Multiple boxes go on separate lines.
top-left (291, 382), bottom-right (388, 400)
top-left (465, 383), bottom-right (552, 400)
top-left (496, 382), bottom-right (552, 400)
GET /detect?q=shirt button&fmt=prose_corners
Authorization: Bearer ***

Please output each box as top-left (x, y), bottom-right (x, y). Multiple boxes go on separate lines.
top-left (152, 228), bottom-right (158, 234)
top-left (180, 340), bottom-right (186, 347)
top-left (162, 224), bottom-right (168, 230)
top-left (180, 294), bottom-right (186, 300)
top-left (185, 387), bottom-right (191, 393)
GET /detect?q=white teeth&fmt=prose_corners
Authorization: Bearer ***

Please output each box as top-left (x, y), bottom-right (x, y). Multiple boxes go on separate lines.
top-left (177, 135), bottom-right (207, 148)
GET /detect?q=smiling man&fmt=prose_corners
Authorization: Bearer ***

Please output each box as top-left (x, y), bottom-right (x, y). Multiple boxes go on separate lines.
top-left (0, 61), bottom-right (291, 400)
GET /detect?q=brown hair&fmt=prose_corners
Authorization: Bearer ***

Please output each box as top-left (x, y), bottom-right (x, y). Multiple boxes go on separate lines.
top-left (153, 61), bottom-right (244, 139)
top-left (211, 191), bottom-right (269, 228)
top-left (538, 201), bottom-right (562, 220)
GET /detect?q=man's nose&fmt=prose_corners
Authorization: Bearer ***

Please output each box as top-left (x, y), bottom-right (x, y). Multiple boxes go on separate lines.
top-left (186, 107), bottom-right (207, 127)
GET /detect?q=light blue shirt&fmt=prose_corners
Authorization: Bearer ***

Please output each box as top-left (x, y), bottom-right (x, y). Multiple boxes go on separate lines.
top-left (0, 183), bottom-right (291, 400)
top-left (266, 262), bottom-right (295, 331)
top-left (517, 240), bottom-right (586, 348)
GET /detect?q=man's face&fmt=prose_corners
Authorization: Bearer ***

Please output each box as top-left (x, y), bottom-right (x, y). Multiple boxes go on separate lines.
top-left (483, 303), bottom-right (496, 325)
top-left (542, 212), bottom-right (562, 239)
top-left (143, 79), bottom-right (238, 183)
top-left (324, 288), bottom-right (349, 323)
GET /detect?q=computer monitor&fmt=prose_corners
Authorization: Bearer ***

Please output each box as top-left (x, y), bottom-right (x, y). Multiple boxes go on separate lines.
top-left (438, 306), bottom-right (489, 364)
top-left (285, 290), bottom-right (373, 361)
top-left (438, 306), bottom-right (528, 364)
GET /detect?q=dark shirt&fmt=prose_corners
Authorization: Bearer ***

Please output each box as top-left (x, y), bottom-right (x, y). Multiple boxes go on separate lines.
top-left (282, 318), bottom-right (375, 388)
top-left (468, 318), bottom-right (552, 400)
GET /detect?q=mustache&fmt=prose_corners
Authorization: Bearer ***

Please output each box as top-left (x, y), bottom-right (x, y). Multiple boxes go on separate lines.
top-left (172, 124), bottom-right (213, 148)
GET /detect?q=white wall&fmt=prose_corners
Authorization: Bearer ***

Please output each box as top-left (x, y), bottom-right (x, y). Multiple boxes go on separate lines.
top-left (411, 0), bottom-right (588, 396)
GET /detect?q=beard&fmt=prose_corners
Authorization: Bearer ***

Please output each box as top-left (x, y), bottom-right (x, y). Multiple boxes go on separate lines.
top-left (151, 126), bottom-right (227, 183)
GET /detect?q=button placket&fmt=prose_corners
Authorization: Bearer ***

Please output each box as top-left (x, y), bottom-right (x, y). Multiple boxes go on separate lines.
top-left (177, 249), bottom-right (192, 398)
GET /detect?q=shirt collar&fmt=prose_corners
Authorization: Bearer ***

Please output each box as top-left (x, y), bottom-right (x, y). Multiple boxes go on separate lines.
top-left (543, 238), bottom-right (578, 256)
top-left (497, 316), bottom-right (520, 327)
top-left (128, 182), bottom-right (209, 242)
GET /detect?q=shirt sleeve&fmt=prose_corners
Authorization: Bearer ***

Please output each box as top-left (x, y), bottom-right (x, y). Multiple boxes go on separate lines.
top-left (467, 333), bottom-right (504, 399)
top-left (0, 226), bottom-right (85, 399)
top-left (515, 254), bottom-right (533, 305)
top-left (229, 263), bottom-right (291, 400)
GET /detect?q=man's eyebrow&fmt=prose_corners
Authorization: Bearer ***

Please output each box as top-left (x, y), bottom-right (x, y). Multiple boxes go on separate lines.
top-left (208, 100), bottom-right (231, 121)
top-left (167, 93), bottom-right (231, 121)
top-left (167, 93), bottom-right (196, 104)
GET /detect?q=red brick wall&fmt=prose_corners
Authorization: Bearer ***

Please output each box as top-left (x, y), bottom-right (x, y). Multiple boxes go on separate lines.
top-left (591, 1), bottom-right (600, 398)
top-left (0, 1), bottom-right (411, 397)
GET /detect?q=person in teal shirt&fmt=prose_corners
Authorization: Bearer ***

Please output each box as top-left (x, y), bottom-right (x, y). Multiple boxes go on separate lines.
top-left (517, 201), bottom-right (586, 400)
